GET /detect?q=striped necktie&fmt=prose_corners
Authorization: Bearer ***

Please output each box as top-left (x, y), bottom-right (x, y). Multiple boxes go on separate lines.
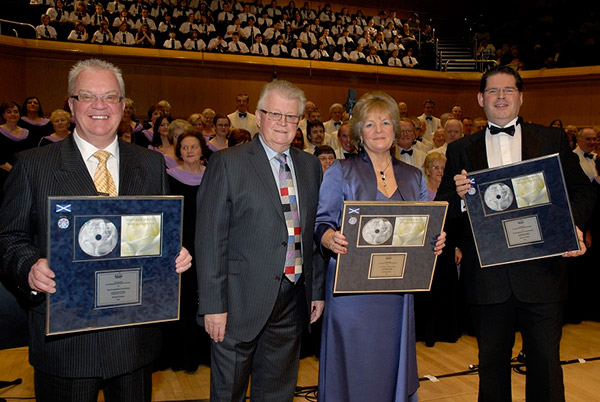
top-left (93, 150), bottom-right (117, 196)
top-left (275, 153), bottom-right (302, 283)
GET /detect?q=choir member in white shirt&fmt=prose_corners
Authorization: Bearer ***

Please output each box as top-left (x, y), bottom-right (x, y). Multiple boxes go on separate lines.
top-left (291, 39), bottom-right (308, 58)
top-left (106, 0), bottom-right (125, 16)
top-left (46, 0), bottom-right (70, 23)
top-left (248, 34), bottom-right (268, 55)
top-left (270, 36), bottom-right (289, 57)
top-left (179, 14), bottom-right (199, 35)
top-left (91, 21), bottom-right (114, 44)
top-left (228, 32), bottom-right (250, 53)
top-left (207, 35), bottom-right (228, 52)
top-left (135, 8), bottom-right (157, 31)
top-left (349, 43), bottom-right (366, 63)
top-left (244, 17), bottom-right (262, 42)
top-left (114, 22), bottom-right (135, 45)
top-left (402, 48), bottom-right (419, 68)
top-left (184, 29), bottom-right (207, 51)
top-left (163, 29), bottom-right (183, 49)
top-left (310, 42), bottom-right (329, 60)
top-left (36, 14), bottom-right (58, 39)
top-left (387, 49), bottom-right (403, 67)
top-left (299, 24), bottom-right (317, 47)
top-left (366, 46), bottom-right (383, 65)
top-left (113, 9), bottom-right (134, 29)
top-left (67, 21), bottom-right (89, 42)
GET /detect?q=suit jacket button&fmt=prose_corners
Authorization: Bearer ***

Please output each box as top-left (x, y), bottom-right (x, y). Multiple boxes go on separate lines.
top-left (281, 241), bottom-right (287, 247)
top-left (275, 275), bottom-right (281, 281)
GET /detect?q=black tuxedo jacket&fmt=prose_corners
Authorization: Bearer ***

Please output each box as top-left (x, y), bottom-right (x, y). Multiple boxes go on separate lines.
top-left (436, 121), bottom-right (596, 305)
top-left (0, 134), bottom-right (168, 377)
top-left (195, 138), bottom-right (325, 342)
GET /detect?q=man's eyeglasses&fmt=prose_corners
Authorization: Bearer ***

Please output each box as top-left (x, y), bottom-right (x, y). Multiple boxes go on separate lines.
top-left (70, 92), bottom-right (124, 104)
top-left (259, 109), bottom-right (301, 124)
top-left (483, 87), bottom-right (518, 96)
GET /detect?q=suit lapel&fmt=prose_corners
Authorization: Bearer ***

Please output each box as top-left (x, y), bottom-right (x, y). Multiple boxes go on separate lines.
top-left (118, 141), bottom-right (145, 195)
top-left (465, 131), bottom-right (489, 171)
top-left (54, 135), bottom-right (98, 196)
top-left (247, 139), bottom-right (285, 221)
top-left (289, 147), bottom-right (311, 229)
top-left (520, 122), bottom-right (544, 160)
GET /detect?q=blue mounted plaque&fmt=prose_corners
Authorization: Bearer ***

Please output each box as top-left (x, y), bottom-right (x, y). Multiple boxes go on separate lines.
top-left (334, 201), bottom-right (448, 294)
top-left (464, 154), bottom-right (579, 267)
top-left (46, 196), bottom-right (183, 335)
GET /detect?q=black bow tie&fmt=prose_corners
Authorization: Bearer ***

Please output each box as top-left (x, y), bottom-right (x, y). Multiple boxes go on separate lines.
top-left (425, 116), bottom-right (432, 121)
top-left (489, 125), bottom-right (515, 136)
top-left (343, 152), bottom-right (352, 158)
top-left (334, 121), bottom-right (341, 127)
top-left (238, 112), bottom-right (247, 118)
top-left (413, 138), bottom-right (422, 144)
top-left (584, 152), bottom-right (594, 159)
top-left (400, 149), bottom-right (413, 155)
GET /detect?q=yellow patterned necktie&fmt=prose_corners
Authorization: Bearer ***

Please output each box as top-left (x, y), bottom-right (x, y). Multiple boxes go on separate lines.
top-left (92, 150), bottom-right (117, 196)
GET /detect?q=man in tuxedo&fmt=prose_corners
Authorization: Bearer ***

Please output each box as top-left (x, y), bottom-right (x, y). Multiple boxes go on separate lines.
top-left (196, 79), bottom-right (325, 402)
top-left (323, 103), bottom-right (343, 135)
top-left (436, 65), bottom-right (595, 402)
top-left (418, 99), bottom-right (441, 141)
top-left (394, 118), bottom-right (427, 169)
top-left (227, 93), bottom-right (259, 137)
top-left (334, 123), bottom-right (357, 159)
top-left (0, 59), bottom-right (192, 402)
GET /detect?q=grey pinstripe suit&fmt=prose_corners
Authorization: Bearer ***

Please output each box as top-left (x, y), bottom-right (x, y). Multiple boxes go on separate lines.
top-left (0, 135), bottom-right (167, 385)
top-left (196, 137), bottom-right (325, 401)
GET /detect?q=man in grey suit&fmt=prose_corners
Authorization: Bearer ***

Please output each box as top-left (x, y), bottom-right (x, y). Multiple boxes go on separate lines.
top-left (0, 59), bottom-right (191, 402)
top-left (196, 79), bottom-right (325, 402)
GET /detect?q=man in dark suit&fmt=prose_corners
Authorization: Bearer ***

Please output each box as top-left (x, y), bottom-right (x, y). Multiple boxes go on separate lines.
top-left (196, 79), bottom-right (325, 402)
top-left (436, 65), bottom-right (596, 402)
top-left (0, 58), bottom-right (191, 402)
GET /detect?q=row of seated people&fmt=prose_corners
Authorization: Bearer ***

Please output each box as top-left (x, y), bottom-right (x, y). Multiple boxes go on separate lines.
top-left (30, 0), bottom-right (431, 66)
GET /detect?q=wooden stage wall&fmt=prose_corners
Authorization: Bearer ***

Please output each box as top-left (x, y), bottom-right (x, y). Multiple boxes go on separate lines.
top-left (1, 36), bottom-right (600, 127)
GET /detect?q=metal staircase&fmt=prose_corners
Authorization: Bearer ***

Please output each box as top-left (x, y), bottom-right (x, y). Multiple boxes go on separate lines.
top-left (437, 37), bottom-right (476, 72)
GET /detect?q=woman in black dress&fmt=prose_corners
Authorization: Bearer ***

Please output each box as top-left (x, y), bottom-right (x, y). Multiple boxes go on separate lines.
top-left (161, 126), bottom-right (211, 371)
top-left (19, 96), bottom-right (53, 139)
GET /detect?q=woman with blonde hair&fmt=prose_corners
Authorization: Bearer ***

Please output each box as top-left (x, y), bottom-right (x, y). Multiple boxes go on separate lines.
top-left (38, 109), bottom-right (71, 147)
top-left (316, 91), bottom-right (445, 401)
top-left (423, 152), bottom-right (447, 200)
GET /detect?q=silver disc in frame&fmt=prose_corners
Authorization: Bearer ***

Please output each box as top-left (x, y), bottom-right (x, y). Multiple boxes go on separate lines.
top-left (361, 218), bottom-right (393, 245)
top-left (78, 218), bottom-right (119, 257)
top-left (483, 183), bottom-right (514, 212)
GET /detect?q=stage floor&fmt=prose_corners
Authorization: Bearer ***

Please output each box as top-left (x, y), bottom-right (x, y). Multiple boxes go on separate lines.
top-left (1, 321), bottom-right (599, 401)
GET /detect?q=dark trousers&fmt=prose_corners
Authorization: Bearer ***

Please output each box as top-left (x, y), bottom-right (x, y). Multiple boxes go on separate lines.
top-left (210, 277), bottom-right (307, 402)
top-left (471, 294), bottom-right (565, 402)
top-left (34, 364), bottom-right (153, 402)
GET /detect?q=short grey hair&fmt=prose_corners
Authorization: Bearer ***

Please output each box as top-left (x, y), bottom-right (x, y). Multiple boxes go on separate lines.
top-left (256, 80), bottom-right (306, 117)
top-left (68, 59), bottom-right (125, 97)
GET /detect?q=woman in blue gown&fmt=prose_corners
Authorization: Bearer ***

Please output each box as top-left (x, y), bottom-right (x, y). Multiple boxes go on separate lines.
top-left (315, 91), bottom-right (445, 402)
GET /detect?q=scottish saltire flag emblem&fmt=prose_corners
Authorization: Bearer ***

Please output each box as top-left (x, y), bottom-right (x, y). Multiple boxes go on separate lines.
top-left (56, 204), bottom-right (72, 213)
top-left (348, 207), bottom-right (360, 214)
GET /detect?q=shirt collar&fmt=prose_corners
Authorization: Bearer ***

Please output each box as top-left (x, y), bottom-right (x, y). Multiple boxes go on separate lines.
top-left (488, 116), bottom-right (519, 130)
top-left (258, 135), bottom-right (291, 161)
top-left (73, 129), bottom-right (120, 162)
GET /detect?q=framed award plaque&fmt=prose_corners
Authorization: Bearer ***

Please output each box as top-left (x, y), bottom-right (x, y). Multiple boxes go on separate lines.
top-left (334, 201), bottom-right (448, 294)
top-left (463, 153), bottom-right (579, 267)
top-left (46, 196), bottom-right (183, 335)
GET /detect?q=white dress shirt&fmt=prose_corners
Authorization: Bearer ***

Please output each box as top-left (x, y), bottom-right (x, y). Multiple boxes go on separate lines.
top-left (73, 130), bottom-right (120, 192)
top-left (485, 117), bottom-right (522, 168)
